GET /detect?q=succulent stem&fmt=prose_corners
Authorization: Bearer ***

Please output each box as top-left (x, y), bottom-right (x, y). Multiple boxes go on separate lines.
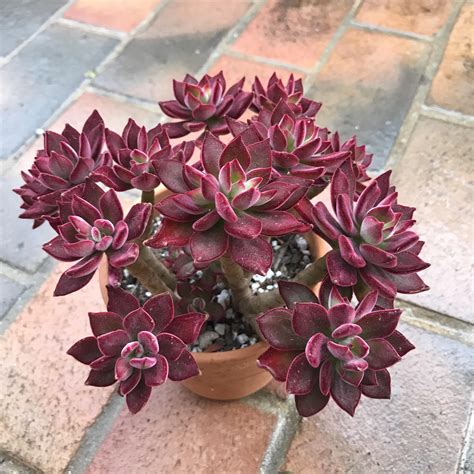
top-left (127, 246), bottom-right (177, 298)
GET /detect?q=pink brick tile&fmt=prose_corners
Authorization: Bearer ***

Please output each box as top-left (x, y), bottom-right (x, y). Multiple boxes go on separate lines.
top-left (429, 3), bottom-right (474, 115)
top-left (0, 264), bottom-right (112, 472)
top-left (356, 0), bottom-right (453, 36)
top-left (88, 383), bottom-right (277, 473)
top-left (232, 0), bottom-right (353, 68)
top-left (392, 117), bottom-right (473, 323)
top-left (284, 323), bottom-right (473, 472)
top-left (64, 0), bottom-right (160, 32)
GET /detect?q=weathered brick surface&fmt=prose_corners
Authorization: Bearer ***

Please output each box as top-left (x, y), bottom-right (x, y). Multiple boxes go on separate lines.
top-left (94, 0), bottom-right (251, 102)
top-left (429, 4), bottom-right (474, 115)
top-left (88, 383), bottom-right (276, 473)
top-left (356, 0), bottom-right (453, 36)
top-left (0, 264), bottom-right (112, 473)
top-left (0, 25), bottom-right (118, 160)
top-left (0, 0), bottom-right (67, 57)
top-left (392, 117), bottom-right (474, 324)
top-left (284, 322), bottom-right (474, 473)
top-left (64, 0), bottom-right (160, 32)
top-left (232, 0), bottom-right (353, 68)
top-left (0, 275), bottom-right (26, 321)
top-left (0, 177), bottom-right (54, 273)
top-left (309, 29), bottom-right (429, 169)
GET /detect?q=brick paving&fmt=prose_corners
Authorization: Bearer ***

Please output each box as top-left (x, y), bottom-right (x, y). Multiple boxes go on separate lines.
top-left (0, 1), bottom-right (472, 473)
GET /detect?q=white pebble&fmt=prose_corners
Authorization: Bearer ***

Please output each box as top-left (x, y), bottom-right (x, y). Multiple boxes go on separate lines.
top-left (215, 323), bottom-right (226, 336)
top-left (198, 331), bottom-right (219, 349)
top-left (217, 289), bottom-right (230, 307)
top-left (237, 334), bottom-right (249, 345)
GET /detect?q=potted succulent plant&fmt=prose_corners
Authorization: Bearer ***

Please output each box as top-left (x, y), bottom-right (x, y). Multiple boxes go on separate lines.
top-left (14, 72), bottom-right (429, 417)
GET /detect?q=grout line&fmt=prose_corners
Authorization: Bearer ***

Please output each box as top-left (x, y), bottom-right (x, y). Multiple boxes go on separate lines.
top-left (0, 260), bottom-right (45, 285)
top-left (65, 394), bottom-right (125, 474)
top-left (56, 17), bottom-right (126, 40)
top-left (303, 0), bottom-right (364, 89)
top-left (383, 0), bottom-right (465, 172)
top-left (0, 0), bottom-right (76, 67)
top-left (221, 49), bottom-right (310, 74)
top-left (194, 0), bottom-right (267, 78)
top-left (0, 451), bottom-right (41, 473)
top-left (398, 300), bottom-right (474, 346)
top-left (457, 395), bottom-right (474, 473)
top-left (0, 259), bottom-right (56, 336)
top-left (420, 104), bottom-right (474, 127)
top-left (259, 397), bottom-right (301, 474)
top-left (350, 20), bottom-right (434, 43)
top-left (87, 84), bottom-right (162, 114)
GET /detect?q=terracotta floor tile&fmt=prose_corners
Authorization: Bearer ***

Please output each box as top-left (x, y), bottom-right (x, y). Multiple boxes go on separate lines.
top-left (232, 0), bottom-right (353, 69)
top-left (88, 382), bottom-right (276, 473)
top-left (429, 3), bottom-right (474, 115)
top-left (284, 322), bottom-right (473, 473)
top-left (309, 28), bottom-right (429, 169)
top-left (356, 0), bottom-right (453, 36)
top-left (0, 264), bottom-right (112, 473)
top-left (64, 0), bottom-right (160, 32)
top-left (392, 117), bottom-right (473, 323)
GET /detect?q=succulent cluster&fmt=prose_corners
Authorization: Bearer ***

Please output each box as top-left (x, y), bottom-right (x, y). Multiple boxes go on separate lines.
top-left (257, 282), bottom-right (414, 416)
top-left (68, 286), bottom-right (206, 412)
top-left (16, 71), bottom-right (429, 416)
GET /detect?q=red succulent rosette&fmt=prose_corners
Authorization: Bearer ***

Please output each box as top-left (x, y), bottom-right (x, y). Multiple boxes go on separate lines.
top-left (68, 286), bottom-right (206, 413)
top-left (251, 73), bottom-right (321, 126)
top-left (147, 133), bottom-right (311, 274)
top-left (257, 281), bottom-right (414, 417)
top-left (159, 72), bottom-right (253, 138)
top-left (14, 110), bottom-right (109, 228)
top-left (227, 109), bottom-right (350, 195)
top-left (93, 119), bottom-right (194, 192)
top-left (43, 183), bottom-right (151, 296)
top-left (312, 164), bottom-right (429, 307)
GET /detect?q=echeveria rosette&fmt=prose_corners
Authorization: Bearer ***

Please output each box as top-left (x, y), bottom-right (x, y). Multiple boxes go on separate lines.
top-left (14, 110), bottom-right (109, 229)
top-left (312, 131), bottom-right (373, 194)
top-left (313, 165), bottom-right (430, 307)
top-left (43, 185), bottom-right (151, 296)
top-left (159, 72), bottom-right (253, 138)
top-left (67, 286), bottom-right (206, 413)
top-left (93, 119), bottom-right (194, 192)
top-left (227, 111), bottom-right (350, 191)
top-left (257, 281), bottom-right (415, 417)
top-left (146, 133), bottom-right (311, 275)
top-left (251, 73), bottom-right (321, 127)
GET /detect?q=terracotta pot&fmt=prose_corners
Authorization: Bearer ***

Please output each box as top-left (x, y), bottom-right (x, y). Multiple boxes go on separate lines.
top-left (98, 260), bottom-right (272, 400)
top-left (97, 186), bottom-right (329, 401)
